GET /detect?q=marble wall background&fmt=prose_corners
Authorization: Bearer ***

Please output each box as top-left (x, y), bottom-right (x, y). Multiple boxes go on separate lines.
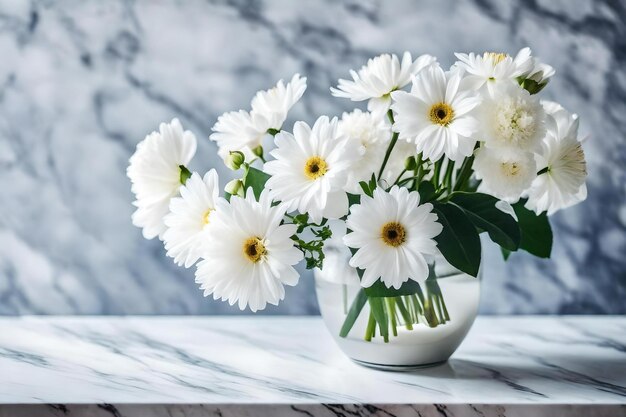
top-left (0, 0), bottom-right (624, 315)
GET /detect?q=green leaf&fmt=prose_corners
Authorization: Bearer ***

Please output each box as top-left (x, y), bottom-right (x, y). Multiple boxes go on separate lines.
top-left (418, 181), bottom-right (437, 203)
top-left (450, 192), bottom-right (521, 251)
top-left (368, 173), bottom-right (377, 193)
top-left (501, 247), bottom-right (511, 261)
top-left (347, 193), bottom-right (361, 207)
top-left (432, 202), bottom-right (481, 277)
top-left (359, 181), bottom-right (372, 197)
top-left (364, 279), bottom-right (424, 298)
top-left (243, 167), bottom-right (270, 200)
top-left (179, 165), bottom-right (192, 185)
top-left (339, 289), bottom-right (367, 338)
top-left (517, 77), bottom-right (547, 95)
top-left (512, 200), bottom-right (553, 258)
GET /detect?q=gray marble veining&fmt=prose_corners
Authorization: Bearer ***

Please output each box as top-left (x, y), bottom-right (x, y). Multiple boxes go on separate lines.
top-left (0, 1), bottom-right (624, 315)
top-left (0, 316), bottom-right (625, 416)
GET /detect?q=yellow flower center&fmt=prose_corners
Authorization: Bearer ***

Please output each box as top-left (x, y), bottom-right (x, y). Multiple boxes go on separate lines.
top-left (202, 209), bottom-right (212, 226)
top-left (501, 162), bottom-right (521, 177)
top-left (429, 102), bottom-right (454, 126)
top-left (484, 52), bottom-right (508, 65)
top-left (243, 237), bottom-right (267, 263)
top-left (381, 222), bottom-right (407, 247)
top-left (304, 156), bottom-right (327, 180)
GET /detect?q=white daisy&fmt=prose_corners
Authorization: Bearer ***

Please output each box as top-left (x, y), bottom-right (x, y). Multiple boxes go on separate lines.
top-left (454, 48), bottom-right (533, 94)
top-left (391, 65), bottom-right (481, 162)
top-left (344, 186), bottom-right (442, 289)
top-left (163, 170), bottom-right (221, 268)
top-left (525, 102), bottom-right (587, 215)
top-left (127, 118), bottom-right (197, 240)
top-left (331, 52), bottom-right (436, 118)
top-left (195, 189), bottom-right (303, 312)
top-left (478, 82), bottom-right (546, 152)
top-left (473, 146), bottom-right (537, 203)
top-left (337, 109), bottom-right (390, 194)
top-left (250, 73), bottom-right (307, 131)
top-left (209, 110), bottom-right (266, 161)
top-left (264, 116), bottom-right (361, 223)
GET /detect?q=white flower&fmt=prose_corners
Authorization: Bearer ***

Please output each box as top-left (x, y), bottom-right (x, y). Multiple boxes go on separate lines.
top-left (337, 109), bottom-right (390, 193)
top-left (473, 146), bottom-right (537, 203)
top-left (478, 82), bottom-right (546, 152)
top-left (391, 65), bottom-right (481, 162)
top-left (163, 170), bottom-right (221, 268)
top-left (195, 190), bottom-right (302, 312)
top-left (525, 102), bottom-right (587, 215)
top-left (209, 110), bottom-right (266, 161)
top-left (344, 186), bottom-right (442, 289)
top-left (250, 73), bottom-right (307, 131)
top-left (128, 118), bottom-right (197, 240)
top-left (331, 52), bottom-right (436, 118)
top-left (264, 116), bottom-right (361, 223)
top-left (209, 74), bottom-right (307, 162)
top-left (454, 48), bottom-right (533, 94)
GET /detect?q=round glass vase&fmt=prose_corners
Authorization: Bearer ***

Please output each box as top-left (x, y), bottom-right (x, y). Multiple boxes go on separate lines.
top-left (314, 241), bottom-right (481, 371)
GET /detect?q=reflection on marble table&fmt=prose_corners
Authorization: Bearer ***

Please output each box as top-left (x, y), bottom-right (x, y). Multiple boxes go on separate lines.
top-left (0, 316), bottom-right (624, 416)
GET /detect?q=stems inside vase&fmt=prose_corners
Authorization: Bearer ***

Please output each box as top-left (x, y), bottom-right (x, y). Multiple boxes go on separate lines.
top-left (338, 264), bottom-right (452, 342)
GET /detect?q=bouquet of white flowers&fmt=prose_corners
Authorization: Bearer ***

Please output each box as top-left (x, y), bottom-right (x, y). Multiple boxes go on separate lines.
top-left (129, 49), bottom-right (587, 344)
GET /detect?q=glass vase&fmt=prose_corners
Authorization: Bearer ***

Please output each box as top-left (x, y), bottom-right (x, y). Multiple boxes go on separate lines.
top-left (314, 238), bottom-right (480, 371)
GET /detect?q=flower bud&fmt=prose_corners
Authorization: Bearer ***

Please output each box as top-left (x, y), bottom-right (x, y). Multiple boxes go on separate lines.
top-left (225, 179), bottom-right (244, 197)
top-left (252, 145), bottom-right (264, 158)
top-left (226, 151), bottom-right (245, 171)
top-left (404, 156), bottom-right (417, 171)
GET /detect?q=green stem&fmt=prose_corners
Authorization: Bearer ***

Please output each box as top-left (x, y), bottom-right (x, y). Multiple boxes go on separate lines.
top-left (407, 295), bottom-right (416, 321)
top-left (365, 311), bottom-right (376, 341)
top-left (443, 160), bottom-right (455, 194)
top-left (432, 159), bottom-right (443, 188)
top-left (423, 297), bottom-right (439, 328)
top-left (414, 153), bottom-right (424, 190)
top-left (411, 294), bottom-right (423, 316)
top-left (339, 289), bottom-right (367, 338)
top-left (392, 169), bottom-right (408, 186)
top-left (427, 279), bottom-right (450, 322)
top-left (369, 297), bottom-right (389, 343)
top-left (397, 175), bottom-right (421, 187)
top-left (395, 297), bottom-right (413, 330)
top-left (377, 110), bottom-right (398, 181)
top-left (433, 293), bottom-right (445, 324)
top-left (378, 133), bottom-right (399, 181)
top-left (386, 298), bottom-right (398, 336)
top-left (453, 155), bottom-right (475, 192)
top-left (441, 295), bottom-right (450, 321)
top-left (404, 295), bottom-right (416, 323)
top-left (415, 283), bottom-right (426, 306)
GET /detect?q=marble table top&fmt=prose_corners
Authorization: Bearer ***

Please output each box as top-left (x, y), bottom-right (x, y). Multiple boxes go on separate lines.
top-left (0, 316), bottom-right (625, 417)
